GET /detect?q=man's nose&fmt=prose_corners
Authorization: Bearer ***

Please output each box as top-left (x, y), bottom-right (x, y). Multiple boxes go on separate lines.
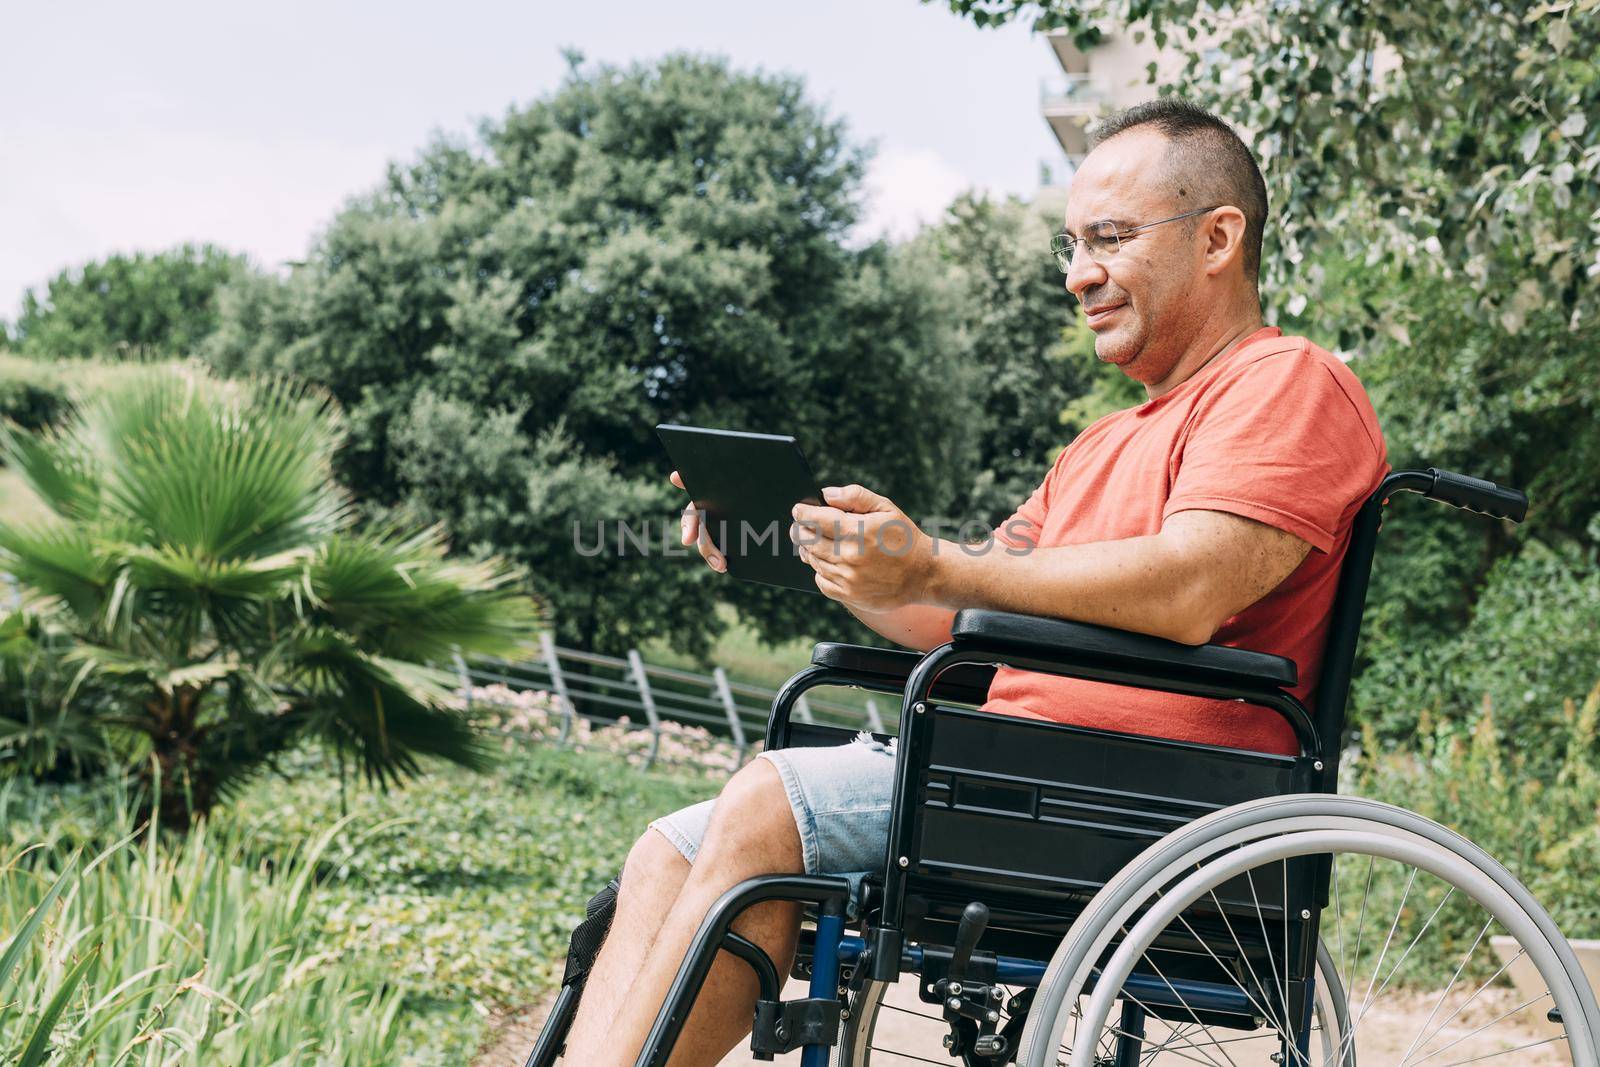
top-left (1064, 247), bottom-right (1106, 298)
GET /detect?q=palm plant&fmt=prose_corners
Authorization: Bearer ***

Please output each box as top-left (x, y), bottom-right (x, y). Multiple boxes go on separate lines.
top-left (0, 608), bottom-right (110, 779)
top-left (0, 366), bottom-right (538, 823)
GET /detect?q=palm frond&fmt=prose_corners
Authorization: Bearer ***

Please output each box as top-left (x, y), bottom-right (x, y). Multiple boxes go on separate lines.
top-left (63, 643), bottom-right (250, 697)
top-left (0, 420), bottom-right (102, 524)
top-left (0, 524), bottom-right (115, 625)
top-left (307, 526), bottom-right (539, 662)
top-left (274, 625), bottom-right (490, 786)
top-left (76, 368), bottom-right (354, 559)
top-left (120, 543), bottom-right (306, 647)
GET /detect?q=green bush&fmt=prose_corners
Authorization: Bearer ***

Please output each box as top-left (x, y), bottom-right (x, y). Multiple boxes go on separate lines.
top-left (0, 354), bottom-right (182, 446)
top-left (1351, 683), bottom-right (1600, 983)
top-left (0, 356), bottom-right (72, 450)
top-left (1353, 541), bottom-right (1600, 769)
top-left (10, 244), bottom-right (251, 361)
top-left (0, 378), bottom-right (66, 436)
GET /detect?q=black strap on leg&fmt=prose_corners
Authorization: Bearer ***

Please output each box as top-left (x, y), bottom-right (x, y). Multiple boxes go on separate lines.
top-left (562, 876), bottom-right (622, 988)
top-left (524, 876), bottom-right (624, 1067)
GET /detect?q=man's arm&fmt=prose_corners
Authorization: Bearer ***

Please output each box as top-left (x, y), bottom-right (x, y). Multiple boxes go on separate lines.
top-left (842, 602), bottom-right (956, 652)
top-left (793, 486), bottom-right (1311, 647)
top-left (925, 509), bottom-right (1310, 646)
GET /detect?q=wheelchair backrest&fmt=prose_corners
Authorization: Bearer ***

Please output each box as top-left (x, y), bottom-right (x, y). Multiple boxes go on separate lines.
top-left (1308, 468), bottom-right (1528, 773)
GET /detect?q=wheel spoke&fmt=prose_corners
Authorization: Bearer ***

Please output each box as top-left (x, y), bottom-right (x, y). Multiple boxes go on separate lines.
top-left (1281, 859), bottom-right (1298, 1062)
top-left (1358, 865), bottom-right (1418, 1022)
top-left (1349, 854), bottom-right (1376, 997)
top-left (1332, 854), bottom-right (1346, 983)
top-left (1098, 1024), bottom-right (1215, 1067)
top-left (1118, 936), bottom-right (1241, 1067)
top-left (1347, 884), bottom-right (1457, 1051)
top-left (1176, 901), bottom-right (1288, 1035)
top-left (863, 1044), bottom-right (963, 1066)
top-left (875, 1000), bottom-right (943, 1022)
top-left (1435, 1033), bottom-right (1569, 1066)
top-left (1243, 868), bottom-right (1306, 1066)
top-left (1403, 990), bottom-right (1553, 1066)
top-left (1397, 916), bottom-right (1494, 1067)
top-left (1403, 946), bottom-right (1525, 1061)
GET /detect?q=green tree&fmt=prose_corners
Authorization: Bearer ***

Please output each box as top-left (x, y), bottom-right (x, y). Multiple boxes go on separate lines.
top-left (934, 0), bottom-right (1600, 338)
top-left (205, 55), bottom-right (1071, 654)
top-left (12, 244), bottom-right (253, 360)
top-left (910, 194), bottom-right (1087, 524)
top-left (0, 366), bottom-right (537, 823)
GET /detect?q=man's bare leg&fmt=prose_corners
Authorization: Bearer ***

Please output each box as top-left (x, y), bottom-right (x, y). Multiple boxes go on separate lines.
top-left (561, 827), bottom-right (691, 1057)
top-left (562, 759), bottom-right (806, 1066)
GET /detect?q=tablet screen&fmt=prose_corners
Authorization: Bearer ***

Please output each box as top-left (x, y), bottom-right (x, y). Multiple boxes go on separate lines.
top-left (655, 424), bottom-right (826, 594)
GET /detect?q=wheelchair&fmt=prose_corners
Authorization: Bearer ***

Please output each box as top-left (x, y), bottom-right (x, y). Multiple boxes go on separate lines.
top-left (526, 468), bottom-right (1600, 1066)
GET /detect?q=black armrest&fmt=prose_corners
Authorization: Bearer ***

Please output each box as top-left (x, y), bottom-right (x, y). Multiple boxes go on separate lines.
top-left (810, 642), bottom-right (996, 705)
top-left (949, 609), bottom-right (1296, 692)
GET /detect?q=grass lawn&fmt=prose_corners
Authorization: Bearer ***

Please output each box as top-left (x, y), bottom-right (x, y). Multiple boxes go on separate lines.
top-left (226, 740), bottom-right (719, 1065)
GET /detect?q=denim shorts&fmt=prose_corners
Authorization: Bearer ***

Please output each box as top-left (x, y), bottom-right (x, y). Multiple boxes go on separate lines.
top-left (649, 733), bottom-right (896, 879)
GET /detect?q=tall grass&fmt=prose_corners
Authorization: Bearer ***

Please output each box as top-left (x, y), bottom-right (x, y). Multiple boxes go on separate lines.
top-left (0, 783), bottom-right (402, 1065)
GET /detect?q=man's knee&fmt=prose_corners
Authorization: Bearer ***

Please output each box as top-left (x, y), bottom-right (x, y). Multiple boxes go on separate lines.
top-left (624, 824), bottom-right (690, 886)
top-left (700, 759), bottom-right (803, 870)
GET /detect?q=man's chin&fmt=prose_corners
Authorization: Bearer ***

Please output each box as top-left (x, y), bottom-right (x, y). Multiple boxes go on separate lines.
top-left (1094, 327), bottom-right (1157, 384)
top-left (1093, 331), bottom-right (1138, 367)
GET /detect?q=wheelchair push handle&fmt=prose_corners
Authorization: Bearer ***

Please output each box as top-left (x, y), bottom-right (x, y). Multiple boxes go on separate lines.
top-left (1424, 468), bottom-right (1528, 523)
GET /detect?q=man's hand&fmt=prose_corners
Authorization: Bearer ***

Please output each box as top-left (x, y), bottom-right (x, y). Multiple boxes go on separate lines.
top-left (670, 470), bottom-right (726, 574)
top-left (790, 484), bottom-right (936, 610)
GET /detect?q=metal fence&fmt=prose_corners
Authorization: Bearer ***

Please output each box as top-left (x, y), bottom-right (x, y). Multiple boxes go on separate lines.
top-left (456, 633), bottom-right (892, 772)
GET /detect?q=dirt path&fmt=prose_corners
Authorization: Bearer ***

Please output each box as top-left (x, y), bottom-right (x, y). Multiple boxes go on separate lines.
top-left (477, 974), bottom-right (1569, 1065)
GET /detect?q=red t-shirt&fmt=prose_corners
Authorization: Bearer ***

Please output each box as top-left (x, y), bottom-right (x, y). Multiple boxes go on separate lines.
top-left (979, 326), bottom-right (1387, 756)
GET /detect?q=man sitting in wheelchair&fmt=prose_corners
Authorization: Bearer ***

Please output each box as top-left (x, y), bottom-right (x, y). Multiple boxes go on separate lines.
top-left (564, 98), bottom-right (1389, 1064)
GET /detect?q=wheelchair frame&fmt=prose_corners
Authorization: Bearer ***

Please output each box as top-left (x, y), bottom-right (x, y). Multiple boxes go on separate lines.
top-left (525, 468), bottom-right (1555, 1067)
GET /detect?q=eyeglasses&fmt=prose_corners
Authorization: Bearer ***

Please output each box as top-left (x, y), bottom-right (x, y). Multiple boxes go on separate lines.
top-left (1050, 205), bottom-right (1224, 272)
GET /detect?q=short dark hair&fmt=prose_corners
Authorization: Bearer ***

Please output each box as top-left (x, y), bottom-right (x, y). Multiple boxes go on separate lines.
top-left (1089, 98), bottom-right (1268, 289)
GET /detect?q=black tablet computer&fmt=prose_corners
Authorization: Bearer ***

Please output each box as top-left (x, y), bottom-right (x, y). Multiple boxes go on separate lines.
top-left (655, 424), bottom-right (826, 594)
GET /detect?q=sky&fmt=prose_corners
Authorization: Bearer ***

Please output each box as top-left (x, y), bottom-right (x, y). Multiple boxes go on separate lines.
top-left (0, 0), bottom-right (1069, 321)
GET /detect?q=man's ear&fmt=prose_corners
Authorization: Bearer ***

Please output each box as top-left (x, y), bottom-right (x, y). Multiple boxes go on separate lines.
top-left (1202, 206), bottom-right (1248, 278)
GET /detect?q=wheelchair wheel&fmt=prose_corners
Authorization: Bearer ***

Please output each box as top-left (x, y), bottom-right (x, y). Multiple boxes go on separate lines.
top-left (1017, 795), bottom-right (1600, 1067)
top-left (836, 944), bottom-right (1350, 1066)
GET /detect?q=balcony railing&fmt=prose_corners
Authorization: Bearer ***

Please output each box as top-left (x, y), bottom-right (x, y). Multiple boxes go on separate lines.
top-left (1039, 74), bottom-right (1106, 109)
